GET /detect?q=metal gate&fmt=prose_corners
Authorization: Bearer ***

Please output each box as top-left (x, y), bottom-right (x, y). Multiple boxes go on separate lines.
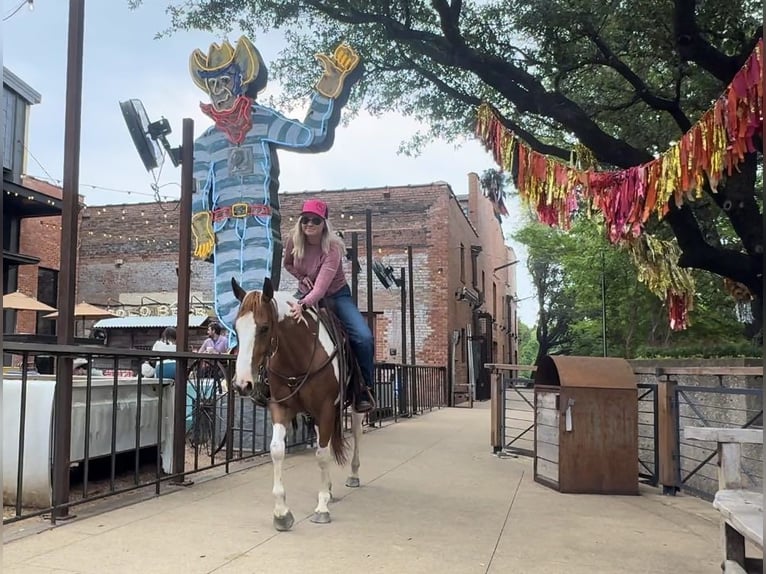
top-left (637, 382), bottom-right (659, 486)
top-left (674, 383), bottom-right (763, 500)
top-left (501, 374), bottom-right (535, 455)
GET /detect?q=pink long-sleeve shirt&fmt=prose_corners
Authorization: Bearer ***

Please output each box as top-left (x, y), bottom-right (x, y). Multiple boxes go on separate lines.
top-left (283, 237), bottom-right (347, 306)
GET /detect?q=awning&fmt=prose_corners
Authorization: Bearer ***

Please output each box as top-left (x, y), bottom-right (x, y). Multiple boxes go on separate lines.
top-left (3, 250), bottom-right (40, 266)
top-left (92, 315), bottom-right (210, 329)
top-left (3, 179), bottom-right (62, 218)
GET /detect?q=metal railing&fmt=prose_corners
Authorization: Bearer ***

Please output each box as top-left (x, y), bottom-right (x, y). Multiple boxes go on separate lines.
top-left (637, 382), bottom-right (659, 486)
top-left (501, 377), bottom-right (535, 456)
top-left (488, 362), bottom-right (759, 499)
top-left (674, 383), bottom-right (762, 500)
top-left (2, 342), bottom-right (447, 525)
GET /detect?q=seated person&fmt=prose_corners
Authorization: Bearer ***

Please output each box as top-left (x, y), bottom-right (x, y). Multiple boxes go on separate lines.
top-left (73, 357), bottom-right (103, 377)
top-left (140, 327), bottom-right (177, 380)
top-left (198, 322), bottom-right (228, 354)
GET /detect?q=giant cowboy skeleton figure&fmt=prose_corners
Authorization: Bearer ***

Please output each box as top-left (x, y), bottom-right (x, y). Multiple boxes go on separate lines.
top-left (189, 36), bottom-right (361, 343)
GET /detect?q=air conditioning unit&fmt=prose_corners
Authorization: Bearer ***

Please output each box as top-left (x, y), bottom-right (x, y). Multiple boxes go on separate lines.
top-left (456, 286), bottom-right (482, 307)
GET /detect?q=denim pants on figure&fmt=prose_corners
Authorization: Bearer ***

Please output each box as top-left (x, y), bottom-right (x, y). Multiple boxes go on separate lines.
top-left (327, 285), bottom-right (375, 390)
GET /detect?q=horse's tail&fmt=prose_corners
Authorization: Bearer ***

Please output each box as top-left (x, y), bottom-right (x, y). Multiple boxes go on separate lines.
top-left (330, 403), bottom-right (348, 466)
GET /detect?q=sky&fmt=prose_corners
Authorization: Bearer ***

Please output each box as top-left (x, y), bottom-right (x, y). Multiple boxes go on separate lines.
top-left (3, 0), bottom-right (538, 325)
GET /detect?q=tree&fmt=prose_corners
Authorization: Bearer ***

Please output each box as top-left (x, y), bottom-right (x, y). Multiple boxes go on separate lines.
top-left (517, 321), bottom-right (538, 366)
top-left (142, 0), bottom-right (763, 333)
top-left (515, 216), bottom-right (760, 359)
top-left (512, 223), bottom-right (575, 363)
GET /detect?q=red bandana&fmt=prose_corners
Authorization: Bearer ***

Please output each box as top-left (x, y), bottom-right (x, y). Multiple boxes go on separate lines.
top-left (200, 96), bottom-right (254, 145)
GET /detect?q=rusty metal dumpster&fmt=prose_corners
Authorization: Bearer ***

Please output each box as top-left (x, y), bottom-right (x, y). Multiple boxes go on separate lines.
top-left (533, 356), bottom-right (638, 495)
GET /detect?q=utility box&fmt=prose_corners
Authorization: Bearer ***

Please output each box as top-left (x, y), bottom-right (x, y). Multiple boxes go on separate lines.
top-left (533, 356), bottom-right (638, 495)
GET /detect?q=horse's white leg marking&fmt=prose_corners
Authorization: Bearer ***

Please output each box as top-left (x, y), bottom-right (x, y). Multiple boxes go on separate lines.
top-left (271, 423), bottom-right (289, 518)
top-left (314, 442), bottom-right (332, 515)
top-left (233, 313), bottom-right (256, 392)
top-left (315, 424), bottom-right (333, 500)
top-left (346, 411), bottom-right (363, 487)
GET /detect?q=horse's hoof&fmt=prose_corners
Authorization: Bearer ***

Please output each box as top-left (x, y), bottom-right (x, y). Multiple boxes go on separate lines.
top-left (310, 511), bottom-right (331, 524)
top-left (345, 476), bottom-right (360, 488)
top-left (273, 511), bottom-right (295, 531)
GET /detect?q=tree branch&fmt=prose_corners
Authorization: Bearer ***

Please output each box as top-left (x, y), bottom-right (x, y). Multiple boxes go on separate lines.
top-left (673, 0), bottom-right (761, 81)
top-left (302, 0), bottom-right (651, 168)
top-left (431, 0), bottom-right (463, 45)
top-left (583, 25), bottom-right (692, 131)
top-left (400, 54), bottom-right (573, 161)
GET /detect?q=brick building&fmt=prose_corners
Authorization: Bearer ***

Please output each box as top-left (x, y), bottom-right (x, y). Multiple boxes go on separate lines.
top-left (13, 176), bottom-right (66, 335)
top-left (77, 173), bottom-right (518, 400)
top-left (3, 68), bottom-right (65, 348)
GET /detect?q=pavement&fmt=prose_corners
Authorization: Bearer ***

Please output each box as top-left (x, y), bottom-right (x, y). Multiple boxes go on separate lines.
top-left (2, 404), bottom-right (721, 573)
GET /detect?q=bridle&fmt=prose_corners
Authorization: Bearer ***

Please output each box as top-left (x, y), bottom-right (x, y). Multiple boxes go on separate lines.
top-left (249, 299), bottom-right (338, 404)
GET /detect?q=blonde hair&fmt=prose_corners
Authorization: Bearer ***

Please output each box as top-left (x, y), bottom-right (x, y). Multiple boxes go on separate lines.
top-left (290, 217), bottom-right (346, 261)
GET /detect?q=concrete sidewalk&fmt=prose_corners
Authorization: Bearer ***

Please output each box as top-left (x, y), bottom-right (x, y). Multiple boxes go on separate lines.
top-left (3, 406), bottom-right (720, 573)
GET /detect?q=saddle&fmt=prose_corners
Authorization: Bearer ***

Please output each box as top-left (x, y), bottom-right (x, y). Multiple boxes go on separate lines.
top-left (313, 298), bottom-right (367, 410)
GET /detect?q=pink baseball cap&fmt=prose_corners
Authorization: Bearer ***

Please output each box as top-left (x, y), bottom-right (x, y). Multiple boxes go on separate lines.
top-left (301, 199), bottom-right (328, 219)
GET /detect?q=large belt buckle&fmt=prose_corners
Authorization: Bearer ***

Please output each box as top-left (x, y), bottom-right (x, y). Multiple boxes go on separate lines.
top-left (231, 202), bottom-right (250, 218)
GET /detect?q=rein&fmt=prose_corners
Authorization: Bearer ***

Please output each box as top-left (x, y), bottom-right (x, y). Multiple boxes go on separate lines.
top-left (262, 301), bottom-right (338, 405)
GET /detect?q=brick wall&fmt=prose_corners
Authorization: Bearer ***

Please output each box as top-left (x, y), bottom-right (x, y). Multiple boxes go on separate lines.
top-left (15, 176), bottom-right (64, 334)
top-left (77, 177), bottom-right (517, 396)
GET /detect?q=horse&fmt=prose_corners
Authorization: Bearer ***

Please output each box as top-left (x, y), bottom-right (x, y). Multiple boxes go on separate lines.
top-left (230, 276), bottom-right (364, 531)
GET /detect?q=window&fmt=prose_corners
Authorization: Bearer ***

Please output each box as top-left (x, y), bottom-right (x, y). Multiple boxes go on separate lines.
top-left (459, 244), bottom-right (465, 283)
top-left (36, 267), bottom-right (58, 336)
top-left (4, 211), bottom-right (19, 251)
top-left (492, 282), bottom-right (497, 318)
top-left (481, 271), bottom-right (486, 301)
top-left (3, 88), bottom-right (17, 171)
top-left (470, 245), bottom-right (481, 288)
top-left (460, 328), bottom-right (466, 363)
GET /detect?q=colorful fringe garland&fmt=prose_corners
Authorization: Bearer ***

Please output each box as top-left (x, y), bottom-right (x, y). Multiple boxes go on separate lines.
top-left (475, 39), bottom-right (763, 330)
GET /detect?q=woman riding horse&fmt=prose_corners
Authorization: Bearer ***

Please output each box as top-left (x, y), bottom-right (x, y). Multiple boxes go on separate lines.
top-left (284, 198), bottom-right (374, 413)
top-left (230, 273), bottom-right (366, 529)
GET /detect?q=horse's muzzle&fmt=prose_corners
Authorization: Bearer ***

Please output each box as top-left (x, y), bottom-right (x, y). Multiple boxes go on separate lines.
top-left (234, 380), bottom-right (253, 394)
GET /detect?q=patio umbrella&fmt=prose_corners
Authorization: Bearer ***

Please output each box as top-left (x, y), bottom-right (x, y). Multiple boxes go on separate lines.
top-left (2, 291), bottom-right (57, 312)
top-left (44, 302), bottom-right (118, 336)
top-left (44, 302), bottom-right (117, 319)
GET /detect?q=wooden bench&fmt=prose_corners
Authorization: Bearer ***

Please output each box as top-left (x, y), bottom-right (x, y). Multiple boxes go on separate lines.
top-left (684, 427), bottom-right (763, 574)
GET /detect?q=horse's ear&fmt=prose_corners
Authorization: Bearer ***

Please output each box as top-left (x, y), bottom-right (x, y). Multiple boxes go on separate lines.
top-left (232, 277), bottom-right (246, 302)
top-left (262, 277), bottom-right (274, 301)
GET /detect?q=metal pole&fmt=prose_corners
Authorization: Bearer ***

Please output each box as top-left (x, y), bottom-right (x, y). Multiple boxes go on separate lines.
top-left (52, 0), bottom-right (85, 521)
top-left (351, 232), bottom-right (359, 305)
top-left (365, 209), bottom-right (374, 336)
top-left (172, 118), bottom-right (194, 480)
top-left (399, 268), bottom-right (408, 417)
top-left (407, 246), bottom-right (415, 365)
top-left (601, 249), bottom-right (607, 357)
top-left (400, 268), bottom-right (407, 364)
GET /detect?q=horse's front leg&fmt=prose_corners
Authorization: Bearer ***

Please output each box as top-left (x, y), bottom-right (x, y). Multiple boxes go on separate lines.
top-left (345, 411), bottom-right (363, 488)
top-left (310, 407), bottom-right (335, 524)
top-left (269, 405), bottom-right (294, 531)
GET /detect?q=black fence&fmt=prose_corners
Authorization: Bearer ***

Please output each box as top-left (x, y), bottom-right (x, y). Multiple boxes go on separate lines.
top-left (2, 342), bottom-right (447, 525)
top-left (674, 383), bottom-right (763, 500)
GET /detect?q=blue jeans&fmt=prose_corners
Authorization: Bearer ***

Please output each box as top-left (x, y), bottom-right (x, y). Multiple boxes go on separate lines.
top-left (326, 285), bottom-right (374, 390)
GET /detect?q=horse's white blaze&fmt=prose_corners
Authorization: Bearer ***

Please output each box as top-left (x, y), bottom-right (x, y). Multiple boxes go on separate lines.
top-left (271, 423), bottom-right (289, 518)
top-left (234, 312), bottom-right (256, 389)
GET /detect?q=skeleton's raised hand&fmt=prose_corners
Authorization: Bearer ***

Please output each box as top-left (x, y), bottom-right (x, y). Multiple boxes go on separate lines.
top-left (314, 43), bottom-right (361, 99)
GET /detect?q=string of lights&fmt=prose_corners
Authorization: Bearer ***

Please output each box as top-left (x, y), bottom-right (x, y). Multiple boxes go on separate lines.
top-left (24, 172), bottom-right (178, 202)
top-left (3, 0), bottom-right (33, 22)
